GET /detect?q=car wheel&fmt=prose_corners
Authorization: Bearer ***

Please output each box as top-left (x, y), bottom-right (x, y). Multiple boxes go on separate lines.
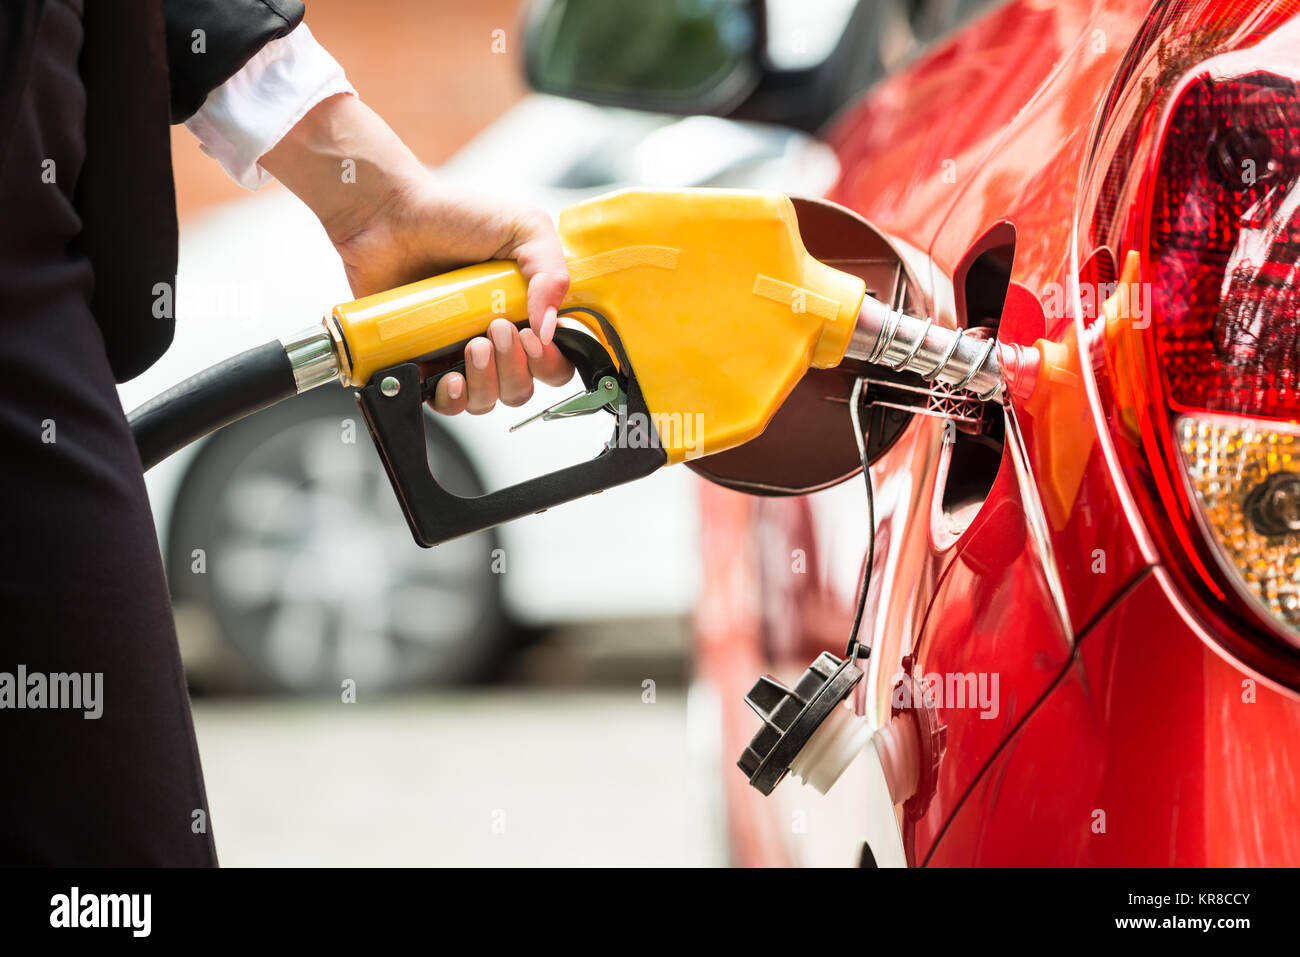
top-left (166, 385), bottom-right (508, 692)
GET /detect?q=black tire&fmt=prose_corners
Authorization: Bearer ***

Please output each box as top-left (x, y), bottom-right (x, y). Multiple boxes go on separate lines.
top-left (166, 384), bottom-right (509, 693)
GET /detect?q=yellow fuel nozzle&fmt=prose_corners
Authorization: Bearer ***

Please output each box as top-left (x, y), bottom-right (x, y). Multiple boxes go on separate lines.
top-left (328, 188), bottom-right (866, 464)
top-left (320, 187), bottom-right (1012, 548)
top-left (131, 188), bottom-right (1009, 541)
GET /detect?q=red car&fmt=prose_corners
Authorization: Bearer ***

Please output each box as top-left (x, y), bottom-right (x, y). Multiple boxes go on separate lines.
top-left (528, 0), bottom-right (1300, 865)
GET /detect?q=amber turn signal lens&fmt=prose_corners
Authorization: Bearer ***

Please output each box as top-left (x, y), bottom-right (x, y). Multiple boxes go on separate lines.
top-left (1178, 414), bottom-right (1300, 635)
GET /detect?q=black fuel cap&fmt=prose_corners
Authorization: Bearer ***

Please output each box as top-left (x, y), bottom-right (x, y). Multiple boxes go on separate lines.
top-left (738, 651), bottom-right (863, 795)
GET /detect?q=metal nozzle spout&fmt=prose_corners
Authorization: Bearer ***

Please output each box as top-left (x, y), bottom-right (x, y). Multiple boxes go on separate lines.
top-left (845, 294), bottom-right (1004, 402)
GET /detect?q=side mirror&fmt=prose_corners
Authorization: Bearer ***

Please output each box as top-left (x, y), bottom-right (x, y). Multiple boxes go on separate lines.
top-left (522, 0), bottom-right (895, 133)
top-left (523, 0), bottom-right (764, 116)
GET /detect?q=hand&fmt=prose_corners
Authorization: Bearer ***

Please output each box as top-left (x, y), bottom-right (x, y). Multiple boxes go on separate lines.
top-left (260, 93), bottom-right (574, 414)
top-left (331, 179), bottom-right (577, 415)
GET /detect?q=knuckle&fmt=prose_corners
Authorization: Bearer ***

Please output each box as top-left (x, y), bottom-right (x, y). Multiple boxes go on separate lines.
top-left (525, 207), bottom-right (552, 231)
top-left (500, 385), bottom-right (534, 408)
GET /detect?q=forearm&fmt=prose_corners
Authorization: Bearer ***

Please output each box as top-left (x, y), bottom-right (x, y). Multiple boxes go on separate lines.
top-left (230, 32), bottom-right (571, 413)
top-left (259, 93), bottom-right (426, 247)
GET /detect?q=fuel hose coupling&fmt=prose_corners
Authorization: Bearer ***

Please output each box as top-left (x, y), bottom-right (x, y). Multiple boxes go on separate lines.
top-left (281, 323), bottom-right (341, 393)
top-left (845, 294), bottom-right (1005, 402)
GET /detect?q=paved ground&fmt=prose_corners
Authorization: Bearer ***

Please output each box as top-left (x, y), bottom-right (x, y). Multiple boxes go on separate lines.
top-left (193, 689), bottom-right (725, 867)
top-left (191, 623), bottom-right (729, 867)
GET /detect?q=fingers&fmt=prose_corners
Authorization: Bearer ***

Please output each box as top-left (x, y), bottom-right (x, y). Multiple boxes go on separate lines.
top-left (428, 339), bottom-right (499, 416)
top-left (520, 329), bottom-right (575, 387)
top-left (431, 371), bottom-right (467, 416)
top-left (463, 338), bottom-right (499, 414)
top-left (488, 318), bottom-right (534, 407)
top-left (430, 321), bottom-right (576, 418)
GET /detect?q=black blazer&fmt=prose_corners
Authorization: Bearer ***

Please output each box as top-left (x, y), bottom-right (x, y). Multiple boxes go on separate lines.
top-left (74, 0), bottom-right (306, 380)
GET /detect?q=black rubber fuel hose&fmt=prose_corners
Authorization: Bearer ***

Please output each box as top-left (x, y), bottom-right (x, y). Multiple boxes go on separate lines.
top-left (128, 340), bottom-right (299, 471)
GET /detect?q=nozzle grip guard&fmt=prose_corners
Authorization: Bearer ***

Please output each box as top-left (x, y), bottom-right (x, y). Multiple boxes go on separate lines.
top-left (356, 326), bottom-right (665, 547)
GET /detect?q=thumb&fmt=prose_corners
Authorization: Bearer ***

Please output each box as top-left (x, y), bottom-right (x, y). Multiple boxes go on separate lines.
top-left (525, 271), bottom-right (568, 344)
top-left (504, 209), bottom-right (569, 343)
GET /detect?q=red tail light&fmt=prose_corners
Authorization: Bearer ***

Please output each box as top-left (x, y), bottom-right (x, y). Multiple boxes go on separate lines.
top-left (1090, 9), bottom-right (1300, 676)
top-left (1144, 68), bottom-right (1300, 421)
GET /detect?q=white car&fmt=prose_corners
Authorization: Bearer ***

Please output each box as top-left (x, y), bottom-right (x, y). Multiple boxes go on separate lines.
top-left (120, 95), bottom-right (838, 692)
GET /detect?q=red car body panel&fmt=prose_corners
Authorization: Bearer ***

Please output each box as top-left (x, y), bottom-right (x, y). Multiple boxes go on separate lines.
top-left (695, 0), bottom-right (1300, 866)
top-left (929, 570), bottom-right (1300, 865)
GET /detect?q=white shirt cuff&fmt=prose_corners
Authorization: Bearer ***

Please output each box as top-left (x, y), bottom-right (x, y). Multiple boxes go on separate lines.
top-left (185, 23), bottom-right (356, 191)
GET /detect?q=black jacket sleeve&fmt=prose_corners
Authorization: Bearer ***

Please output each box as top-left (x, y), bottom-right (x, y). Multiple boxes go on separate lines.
top-left (164, 0), bottom-right (305, 123)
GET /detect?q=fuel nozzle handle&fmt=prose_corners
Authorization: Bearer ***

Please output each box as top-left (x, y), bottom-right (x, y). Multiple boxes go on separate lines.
top-left (844, 293), bottom-right (1005, 402)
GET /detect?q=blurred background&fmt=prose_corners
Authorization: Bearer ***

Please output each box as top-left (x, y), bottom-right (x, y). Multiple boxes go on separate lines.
top-left (137, 0), bottom-right (982, 866)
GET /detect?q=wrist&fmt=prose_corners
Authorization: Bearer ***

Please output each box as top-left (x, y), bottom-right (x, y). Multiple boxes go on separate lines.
top-left (260, 93), bottom-right (428, 247)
